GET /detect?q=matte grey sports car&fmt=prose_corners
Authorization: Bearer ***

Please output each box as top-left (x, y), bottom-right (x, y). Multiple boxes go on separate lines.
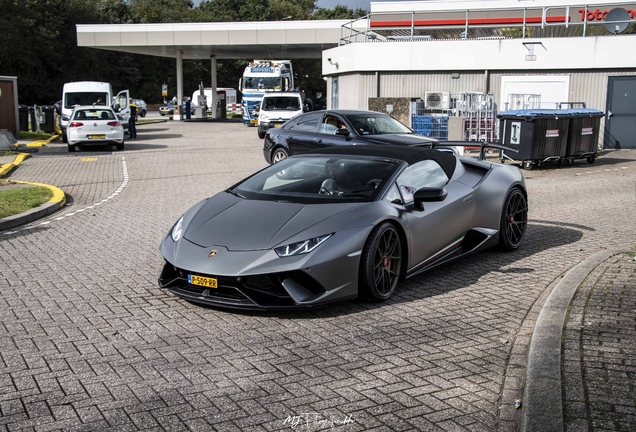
top-left (159, 145), bottom-right (527, 310)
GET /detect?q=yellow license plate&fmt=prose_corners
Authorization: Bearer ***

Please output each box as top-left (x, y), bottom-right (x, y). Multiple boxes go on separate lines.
top-left (250, 119), bottom-right (258, 125)
top-left (274, 124), bottom-right (282, 128)
top-left (88, 135), bottom-right (106, 139)
top-left (189, 274), bottom-right (218, 288)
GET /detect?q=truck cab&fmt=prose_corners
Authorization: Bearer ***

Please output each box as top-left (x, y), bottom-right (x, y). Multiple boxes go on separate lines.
top-left (239, 60), bottom-right (294, 126)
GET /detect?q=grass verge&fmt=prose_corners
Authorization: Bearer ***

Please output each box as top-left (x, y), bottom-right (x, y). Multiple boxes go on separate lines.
top-left (0, 184), bottom-right (53, 219)
top-left (19, 131), bottom-right (54, 140)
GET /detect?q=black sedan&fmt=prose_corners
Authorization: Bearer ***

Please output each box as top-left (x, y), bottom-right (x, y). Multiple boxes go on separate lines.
top-left (263, 110), bottom-right (437, 164)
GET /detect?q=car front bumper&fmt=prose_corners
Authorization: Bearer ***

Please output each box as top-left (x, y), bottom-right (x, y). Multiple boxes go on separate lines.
top-left (158, 227), bottom-right (370, 310)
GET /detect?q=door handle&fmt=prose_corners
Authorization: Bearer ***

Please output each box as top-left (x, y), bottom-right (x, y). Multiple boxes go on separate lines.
top-left (607, 110), bottom-right (613, 118)
top-left (314, 138), bottom-right (322, 143)
top-left (287, 136), bottom-right (293, 140)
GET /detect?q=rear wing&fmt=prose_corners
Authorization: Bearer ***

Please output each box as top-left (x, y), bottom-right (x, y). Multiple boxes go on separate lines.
top-left (431, 141), bottom-right (519, 161)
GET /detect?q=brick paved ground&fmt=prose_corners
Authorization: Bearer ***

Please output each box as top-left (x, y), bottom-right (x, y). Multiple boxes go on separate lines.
top-left (563, 252), bottom-right (636, 431)
top-left (0, 121), bottom-right (634, 431)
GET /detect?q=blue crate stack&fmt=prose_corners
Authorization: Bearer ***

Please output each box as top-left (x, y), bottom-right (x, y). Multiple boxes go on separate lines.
top-left (411, 115), bottom-right (448, 140)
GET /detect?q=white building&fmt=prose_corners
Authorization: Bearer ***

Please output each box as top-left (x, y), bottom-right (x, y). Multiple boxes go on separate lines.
top-left (322, 0), bottom-right (636, 148)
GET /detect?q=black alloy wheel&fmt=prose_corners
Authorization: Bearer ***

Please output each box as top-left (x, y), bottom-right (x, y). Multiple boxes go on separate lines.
top-left (360, 222), bottom-right (402, 301)
top-left (498, 188), bottom-right (528, 251)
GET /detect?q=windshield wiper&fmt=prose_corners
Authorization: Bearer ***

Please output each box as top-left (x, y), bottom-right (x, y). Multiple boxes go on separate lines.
top-left (340, 189), bottom-right (373, 198)
top-left (226, 189), bottom-right (246, 199)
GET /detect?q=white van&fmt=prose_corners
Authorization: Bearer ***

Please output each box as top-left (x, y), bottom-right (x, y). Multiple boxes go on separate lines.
top-left (60, 81), bottom-right (130, 142)
top-left (257, 92), bottom-right (303, 139)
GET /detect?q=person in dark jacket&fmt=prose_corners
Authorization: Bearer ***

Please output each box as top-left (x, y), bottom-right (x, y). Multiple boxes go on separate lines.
top-left (129, 98), bottom-right (138, 139)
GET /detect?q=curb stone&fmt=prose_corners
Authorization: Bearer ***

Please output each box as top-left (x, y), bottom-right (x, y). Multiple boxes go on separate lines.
top-left (521, 250), bottom-right (622, 432)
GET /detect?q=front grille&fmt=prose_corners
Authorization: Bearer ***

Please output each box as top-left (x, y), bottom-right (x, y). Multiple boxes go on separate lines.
top-left (158, 262), bottom-right (327, 309)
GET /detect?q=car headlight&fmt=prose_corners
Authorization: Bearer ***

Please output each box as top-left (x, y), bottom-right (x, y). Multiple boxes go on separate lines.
top-left (274, 234), bottom-right (333, 257)
top-left (171, 217), bottom-right (184, 242)
top-left (260, 113), bottom-right (269, 121)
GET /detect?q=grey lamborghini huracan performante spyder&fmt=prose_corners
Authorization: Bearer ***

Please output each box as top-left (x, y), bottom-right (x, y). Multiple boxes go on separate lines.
top-left (159, 145), bottom-right (528, 310)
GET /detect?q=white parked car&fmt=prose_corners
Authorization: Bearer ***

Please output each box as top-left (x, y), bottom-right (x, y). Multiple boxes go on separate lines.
top-left (66, 106), bottom-right (125, 152)
top-left (257, 92), bottom-right (304, 139)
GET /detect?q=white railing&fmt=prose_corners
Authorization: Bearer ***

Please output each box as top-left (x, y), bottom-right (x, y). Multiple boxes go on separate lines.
top-left (340, 3), bottom-right (635, 45)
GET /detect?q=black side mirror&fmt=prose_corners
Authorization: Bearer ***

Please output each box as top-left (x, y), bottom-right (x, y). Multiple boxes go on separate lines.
top-left (335, 128), bottom-right (350, 137)
top-left (413, 187), bottom-right (447, 211)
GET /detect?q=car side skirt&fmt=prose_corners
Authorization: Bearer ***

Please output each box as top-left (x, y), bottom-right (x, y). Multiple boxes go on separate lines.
top-left (406, 227), bottom-right (498, 278)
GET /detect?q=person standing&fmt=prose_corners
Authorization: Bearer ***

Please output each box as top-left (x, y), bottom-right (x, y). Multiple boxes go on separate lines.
top-left (129, 98), bottom-right (138, 139)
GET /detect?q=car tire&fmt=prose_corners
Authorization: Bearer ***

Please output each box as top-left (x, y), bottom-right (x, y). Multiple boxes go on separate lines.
top-left (498, 188), bottom-right (528, 251)
top-left (359, 222), bottom-right (402, 302)
top-left (62, 133), bottom-right (68, 144)
top-left (140, 110), bottom-right (146, 118)
top-left (67, 144), bottom-right (76, 152)
top-left (117, 140), bottom-right (125, 151)
top-left (271, 148), bottom-right (288, 164)
top-left (258, 130), bottom-right (265, 139)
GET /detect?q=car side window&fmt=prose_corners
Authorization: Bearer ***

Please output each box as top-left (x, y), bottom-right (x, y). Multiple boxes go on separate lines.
top-left (382, 183), bottom-right (402, 204)
top-left (288, 112), bottom-right (320, 133)
top-left (319, 115), bottom-right (346, 135)
top-left (394, 160), bottom-right (449, 204)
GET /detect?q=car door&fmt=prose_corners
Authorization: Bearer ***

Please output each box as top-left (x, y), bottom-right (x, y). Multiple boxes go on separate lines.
top-left (393, 160), bottom-right (476, 273)
top-left (285, 112), bottom-right (321, 156)
top-left (112, 90), bottom-right (130, 129)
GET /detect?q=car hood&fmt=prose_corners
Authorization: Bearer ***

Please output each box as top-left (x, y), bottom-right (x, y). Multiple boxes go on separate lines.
top-left (183, 192), bottom-right (364, 251)
top-left (359, 133), bottom-right (437, 146)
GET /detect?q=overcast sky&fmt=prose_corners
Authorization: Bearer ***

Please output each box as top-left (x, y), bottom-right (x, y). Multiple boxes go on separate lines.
top-left (315, 0), bottom-right (374, 10)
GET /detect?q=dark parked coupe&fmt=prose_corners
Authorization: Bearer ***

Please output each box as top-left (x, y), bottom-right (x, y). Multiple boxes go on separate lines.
top-left (159, 145), bottom-right (528, 310)
top-left (263, 110), bottom-right (437, 164)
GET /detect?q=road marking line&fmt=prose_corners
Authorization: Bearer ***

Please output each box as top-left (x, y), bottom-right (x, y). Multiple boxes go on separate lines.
top-left (1, 156), bottom-right (129, 236)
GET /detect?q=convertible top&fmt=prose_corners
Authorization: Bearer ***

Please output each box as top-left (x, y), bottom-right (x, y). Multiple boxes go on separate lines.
top-left (303, 145), bottom-right (457, 179)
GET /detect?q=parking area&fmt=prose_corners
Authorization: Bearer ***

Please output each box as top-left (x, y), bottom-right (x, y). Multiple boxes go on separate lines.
top-left (1, 121), bottom-right (635, 431)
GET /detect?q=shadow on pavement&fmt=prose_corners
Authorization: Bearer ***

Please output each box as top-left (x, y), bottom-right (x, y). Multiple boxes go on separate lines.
top-left (188, 221), bottom-right (588, 319)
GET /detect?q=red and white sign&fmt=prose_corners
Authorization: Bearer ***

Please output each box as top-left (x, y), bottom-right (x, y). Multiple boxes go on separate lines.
top-left (581, 127), bottom-right (594, 135)
top-left (227, 103), bottom-right (241, 113)
top-left (546, 129), bottom-right (560, 137)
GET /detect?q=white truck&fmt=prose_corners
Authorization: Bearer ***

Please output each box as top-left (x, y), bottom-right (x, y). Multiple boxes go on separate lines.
top-left (239, 60), bottom-right (294, 126)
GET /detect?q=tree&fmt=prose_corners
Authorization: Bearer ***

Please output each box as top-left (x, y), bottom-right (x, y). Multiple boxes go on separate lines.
top-left (130, 0), bottom-right (195, 23)
top-left (0, 0), bottom-right (365, 105)
top-left (313, 4), bottom-right (367, 20)
top-left (195, 0), bottom-right (316, 22)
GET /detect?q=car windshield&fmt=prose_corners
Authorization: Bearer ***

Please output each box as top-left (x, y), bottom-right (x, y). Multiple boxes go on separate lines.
top-left (233, 156), bottom-right (399, 204)
top-left (65, 92), bottom-right (108, 108)
top-left (262, 97), bottom-right (300, 111)
top-left (243, 77), bottom-right (282, 90)
top-left (344, 113), bottom-right (413, 136)
top-left (73, 109), bottom-right (115, 120)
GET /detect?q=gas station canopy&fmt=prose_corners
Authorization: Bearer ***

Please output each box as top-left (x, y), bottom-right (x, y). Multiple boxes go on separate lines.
top-left (76, 20), bottom-right (351, 59)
